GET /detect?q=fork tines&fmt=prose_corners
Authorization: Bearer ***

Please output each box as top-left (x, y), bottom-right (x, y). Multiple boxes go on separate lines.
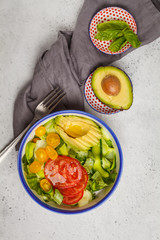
top-left (41, 87), bottom-right (65, 111)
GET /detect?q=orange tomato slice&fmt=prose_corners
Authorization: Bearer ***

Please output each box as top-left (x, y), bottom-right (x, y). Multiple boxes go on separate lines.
top-left (46, 133), bottom-right (60, 148)
top-left (40, 179), bottom-right (52, 192)
top-left (29, 161), bottom-right (42, 173)
top-left (35, 126), bottom-right (46, 137)
top-left (45, 145), bottom-right (58, 160)
top-left (35, 148), bottom-right (48, 163)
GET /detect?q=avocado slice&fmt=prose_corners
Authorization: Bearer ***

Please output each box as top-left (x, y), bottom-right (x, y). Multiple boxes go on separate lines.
top-left (55, 126), bottom-right (90, 151)
top-left (55, 116), bottom-right (99, 128)
top-left (55, 116), bottom-right (102, 151)
top-left (91, 66), bottom-right (133, 110)
top-left (25, 142), bottom-right (36, 161)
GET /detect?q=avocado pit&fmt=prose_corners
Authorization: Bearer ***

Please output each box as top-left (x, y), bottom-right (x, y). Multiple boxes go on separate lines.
top-left (101, 75), bottom-right (121, 96)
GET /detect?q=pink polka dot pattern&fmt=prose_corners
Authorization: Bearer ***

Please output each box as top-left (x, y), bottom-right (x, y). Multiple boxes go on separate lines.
top-left (89, 7), bottom-right (137, 55)
top-left (84, 73), bottom-right (120, 114)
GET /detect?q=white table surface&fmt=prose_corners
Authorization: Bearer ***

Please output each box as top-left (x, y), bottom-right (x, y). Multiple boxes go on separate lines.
top-left (0, 1), bottom-right (160, 239)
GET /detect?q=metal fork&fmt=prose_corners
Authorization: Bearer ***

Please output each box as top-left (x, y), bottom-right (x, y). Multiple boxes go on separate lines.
top-left (0, 87), bottom-right (65, 161)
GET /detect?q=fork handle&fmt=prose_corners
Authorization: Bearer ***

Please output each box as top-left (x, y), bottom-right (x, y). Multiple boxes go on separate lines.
top-left (0, 117), bottom-right (37, 162)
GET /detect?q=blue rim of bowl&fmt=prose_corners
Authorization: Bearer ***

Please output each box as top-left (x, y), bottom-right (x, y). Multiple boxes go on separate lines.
top-left (18, 110), bottom-right (123, 214)
top-left (84, 66), bottom-right (133, 114)
top-left (89, 6), bottom-right (137, 55)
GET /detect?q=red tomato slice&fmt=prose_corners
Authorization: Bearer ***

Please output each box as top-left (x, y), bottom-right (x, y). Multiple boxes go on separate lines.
top-left (44, 159), bottom-right (64, 186)
top-left (80, 167), bottom-right (88, 189)
top-left (60, 181), bottom-right (85, 196)
top-left (60, 168), bottom-right (88, 196)
top-left (62, 190), bottom-right (84, 205)
top-left (44, 156), bottom-right (83, 189)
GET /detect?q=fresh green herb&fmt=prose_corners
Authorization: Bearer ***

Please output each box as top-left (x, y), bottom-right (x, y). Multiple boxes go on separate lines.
top-left (109, 36), bottom-right (126, 52)
top-left (124, 29), bottom-right (141, 48)
top-left (94, 20), bottom-right (141, 52)
top-left (97, 20), bottom-right (130, 31)
top-left (120, 40), bottom-right (128, 49)
top-left (94, 29), bottom-right (122, 41)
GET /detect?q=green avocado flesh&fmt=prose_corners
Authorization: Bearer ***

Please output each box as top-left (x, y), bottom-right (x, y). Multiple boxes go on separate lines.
top-left (91, 66), bottom-right (133, 110)
top-left (55, 116), bottom-right (102, 151)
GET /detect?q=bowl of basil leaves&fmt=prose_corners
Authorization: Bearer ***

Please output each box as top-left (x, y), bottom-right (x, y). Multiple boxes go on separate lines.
top-left (89, 7), bottom-right (141, 55)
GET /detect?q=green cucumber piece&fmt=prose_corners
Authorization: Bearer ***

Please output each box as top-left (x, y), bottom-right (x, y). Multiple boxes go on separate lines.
top-left (106, 149), bottom-right (115, 160)
top-left (110, 155), bottom-right (116, 171)
top-left (101, 128), bottom-right (114, 147)
top-left (92, 143), bottom-right (100, 156)
top-left (93, 156), bottom-right (109, 178)
top-left (101, 157), bottom-right (111, 170)
top-left (102, 138), bottom-right (109, 155)
top-left (93, 139), bottom-right (109, 178)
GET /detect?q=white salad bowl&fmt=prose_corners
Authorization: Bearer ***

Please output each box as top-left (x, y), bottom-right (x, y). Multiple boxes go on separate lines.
top-left (18, 110), bottom-right (123, 214)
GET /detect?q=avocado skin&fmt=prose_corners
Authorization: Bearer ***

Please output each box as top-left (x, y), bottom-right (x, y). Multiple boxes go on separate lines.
top-left (91, 66), bottom-right (133, 110)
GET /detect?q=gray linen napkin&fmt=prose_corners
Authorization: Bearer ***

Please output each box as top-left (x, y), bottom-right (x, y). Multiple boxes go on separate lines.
top-left (14, 0), bottom-right (160, 141)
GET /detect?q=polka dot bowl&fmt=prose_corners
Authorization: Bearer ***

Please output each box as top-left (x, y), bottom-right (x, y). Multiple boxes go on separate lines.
top-left (84, 72), bottom-right (120, 114)
top-left (89, 7), bottom-right (137, 55)
top-left (84, 67), bottom-right (133, 114)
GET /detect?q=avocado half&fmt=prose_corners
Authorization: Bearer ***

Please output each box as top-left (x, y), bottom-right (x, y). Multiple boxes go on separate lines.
top-left (91, 66), bottom-right (133, 110)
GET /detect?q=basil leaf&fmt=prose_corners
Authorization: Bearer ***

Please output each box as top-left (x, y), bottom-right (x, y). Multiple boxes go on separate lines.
top-left (120, 40), bottom-right (128, 49)
top-left (109, 36), bottom-right (126, 52)
top-left (124, 29), bottom-right (141, 48)
top-left (94, 29), bottom-right (123, 41)
top-left (97, 20), bottom-right (130, 31)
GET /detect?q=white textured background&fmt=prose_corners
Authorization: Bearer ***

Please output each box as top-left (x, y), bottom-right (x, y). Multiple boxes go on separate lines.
top-left (0, 0), bottom-right (160, 240)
